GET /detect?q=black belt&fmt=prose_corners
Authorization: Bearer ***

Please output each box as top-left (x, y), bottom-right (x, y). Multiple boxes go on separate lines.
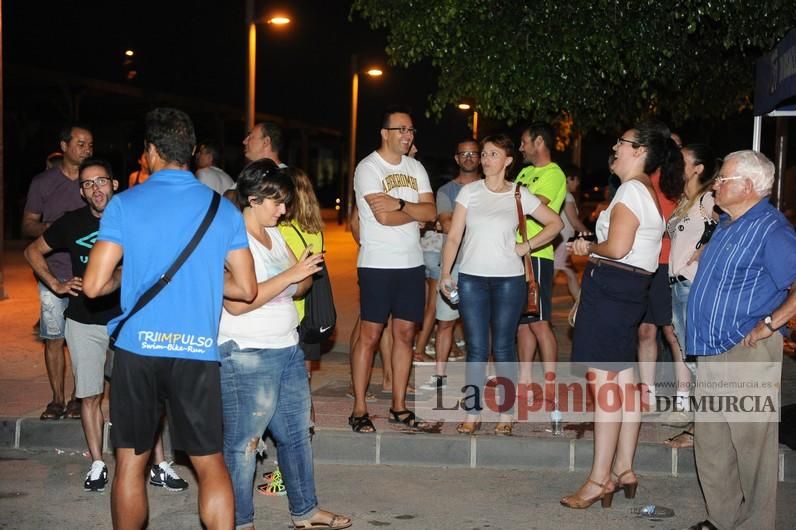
top-left (588, 257), bottom-right (653, 276)
top-left (669, 275), bottom-right (688, 285)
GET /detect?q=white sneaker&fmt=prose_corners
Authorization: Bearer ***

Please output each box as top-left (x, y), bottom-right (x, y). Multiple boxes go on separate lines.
top-left (83, 460), bottom-right (108, 492)
top-left (424, 344), bottom-right (436, 356)
top-left (419, 374), bottom-right (447, 391)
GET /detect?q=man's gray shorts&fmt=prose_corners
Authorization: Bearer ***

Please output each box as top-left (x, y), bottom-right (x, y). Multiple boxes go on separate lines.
top-left (64, 319), bottom-right (109, 398)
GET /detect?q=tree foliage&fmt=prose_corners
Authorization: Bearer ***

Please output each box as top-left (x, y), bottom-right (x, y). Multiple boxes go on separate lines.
top-left (351, 0), bottom-right (796, 133)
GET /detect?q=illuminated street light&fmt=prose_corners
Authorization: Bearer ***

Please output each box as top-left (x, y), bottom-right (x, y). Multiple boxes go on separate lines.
top-left (124, 49), bottom-right (135, 57)
top-left (458, 100), bottom-right (478, 139)
top-left (345, 56), bottom-right (384, 227)
top-left (245, 2), bottom-right (292, 132)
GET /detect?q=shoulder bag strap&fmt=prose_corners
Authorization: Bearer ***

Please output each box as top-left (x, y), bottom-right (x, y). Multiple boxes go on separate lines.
top-left (290, 223), bottom-right (324, 252)
top-left (110, 192), bottom-right (221, 344)
top-left (514, 183), bottom-right (535, 282)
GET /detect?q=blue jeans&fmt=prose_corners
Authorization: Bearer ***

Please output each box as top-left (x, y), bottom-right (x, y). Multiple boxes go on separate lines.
top-left (670, 279), bottom-right (696, 375)
top-left (219, 341), bottom-right (317, 527)
top-left (458, 274), bottom-right (526, 412)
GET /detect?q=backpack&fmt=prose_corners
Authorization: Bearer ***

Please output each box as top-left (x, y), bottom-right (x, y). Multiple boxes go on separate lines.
top-left (290, 225), bottom-right (337, 343)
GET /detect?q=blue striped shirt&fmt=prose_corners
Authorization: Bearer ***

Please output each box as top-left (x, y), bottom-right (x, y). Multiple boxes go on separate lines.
top-left (686, 198), bottom-right (796, 356)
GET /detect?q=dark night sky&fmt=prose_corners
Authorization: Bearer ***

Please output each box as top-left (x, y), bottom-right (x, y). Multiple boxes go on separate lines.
top-left (5, 0), bottom-right (476, 159)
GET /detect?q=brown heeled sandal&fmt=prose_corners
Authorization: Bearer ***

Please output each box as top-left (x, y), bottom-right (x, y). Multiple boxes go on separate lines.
top-left (612, 469), bottom-right (638, 499)
top-left (560, 478), bottom-right (615, 509)
top-left (456, 420), bottom-right (481, 434)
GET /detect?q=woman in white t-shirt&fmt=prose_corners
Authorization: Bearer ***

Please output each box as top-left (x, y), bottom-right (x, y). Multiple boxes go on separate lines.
top-left (664, 143), bottom-right (718, 444)
top-left (563, 122), bottom-right (683, 509)
top-left (440, 134), bottom-right (562, 436)
top-left (218, 160), bottom-right (351, 530)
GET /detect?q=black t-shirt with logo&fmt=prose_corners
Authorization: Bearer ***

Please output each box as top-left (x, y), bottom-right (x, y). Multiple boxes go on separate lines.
top-left (42, 206), bottom-right (121, 325)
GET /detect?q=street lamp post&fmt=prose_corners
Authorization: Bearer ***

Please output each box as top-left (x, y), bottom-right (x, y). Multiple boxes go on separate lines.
top-left (457, 102), bottom-right (478, 140)
top-left (245, 0), bottom-right (290, 133)
top-left (345, 55), bottom-right (382, 229)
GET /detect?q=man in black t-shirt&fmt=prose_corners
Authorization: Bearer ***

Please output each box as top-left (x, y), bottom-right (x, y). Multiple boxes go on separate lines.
top-left (25, 158), bottom-right (120, 491)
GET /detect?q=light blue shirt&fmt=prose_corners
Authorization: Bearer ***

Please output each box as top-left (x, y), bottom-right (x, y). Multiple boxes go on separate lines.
top-left (686, 198), bottom-right (796, 356)
top-left (98, 169), bottom-right (249, 361)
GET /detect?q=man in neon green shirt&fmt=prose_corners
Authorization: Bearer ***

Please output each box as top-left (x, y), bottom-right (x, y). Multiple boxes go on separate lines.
top-left (514, 123), bottom-right (566, 405)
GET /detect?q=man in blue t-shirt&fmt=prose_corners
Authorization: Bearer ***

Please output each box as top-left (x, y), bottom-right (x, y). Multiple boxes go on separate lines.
top-left (84, 108), bottom-right (257, 529)
top-left (685, 150), bottom-right (796, 530)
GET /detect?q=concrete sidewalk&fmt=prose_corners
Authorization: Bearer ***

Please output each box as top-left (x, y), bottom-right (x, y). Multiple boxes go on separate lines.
top-left (1, 217), bottom-right (794, 482)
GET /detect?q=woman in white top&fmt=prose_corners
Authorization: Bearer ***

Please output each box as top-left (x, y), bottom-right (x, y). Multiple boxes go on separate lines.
top-left (563, 122), bottom-right (683, 509)
top-left (440, 134), bottom-right (562, 435)
top-left (664, 144), bottom-right (718, 441)
top-left (219, 160), bottom-right (351, 530)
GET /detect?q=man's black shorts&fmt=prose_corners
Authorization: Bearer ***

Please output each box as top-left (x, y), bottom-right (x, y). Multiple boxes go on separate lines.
top-left (519, 257), bottom-right (554, 324)
top-left (641, 263), bottom-right (673, 326)
top-left (358, 266), bottom-right (425, 324)
top-left (109, 348), bottom-right (223, 456)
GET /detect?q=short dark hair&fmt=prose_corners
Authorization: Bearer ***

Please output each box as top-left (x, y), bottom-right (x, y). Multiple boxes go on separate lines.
top-left (260, 122), bottom-right (284, 153)
top-left (523, 122), bottom-right (555, 152)
top-left (59, 124), bottom-right (92, 145)
top-left (456, 138), bottom-right (479, 151)
top-left (78, 157), bottom-right (114, 180)
top-left (381, 104), bottom-right (413, 129)
top-left (197, 141), bottom-right (220, 165)
top-left (144, 108), bottom-right (196, 165)
top-left (235, 158), bottom-right (294, 211)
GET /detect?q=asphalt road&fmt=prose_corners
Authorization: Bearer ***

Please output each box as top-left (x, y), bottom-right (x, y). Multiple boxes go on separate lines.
top-left (2, 448), bottom-right (795, 529)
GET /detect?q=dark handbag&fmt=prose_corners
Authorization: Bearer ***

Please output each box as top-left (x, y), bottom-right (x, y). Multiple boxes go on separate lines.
top-left (105, 193), bottom-right (221, 379)
top-left (289, 225), bottom-right (337, 343)
top-left (514, 183), bottom-right (540, 316)
top-left (695, 193), bottom-right (718, 249)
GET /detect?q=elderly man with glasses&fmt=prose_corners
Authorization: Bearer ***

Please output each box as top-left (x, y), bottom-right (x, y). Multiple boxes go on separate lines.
top-left (685, 150), bottom-right (796, 530)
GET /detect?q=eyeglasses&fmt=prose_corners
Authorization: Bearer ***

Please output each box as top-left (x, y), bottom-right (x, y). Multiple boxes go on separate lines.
top-left (384, 126), bottom-right (417, 135)
top-left (457, 151), bottom-right (480, 158)
top-left (80, 177), bottom-right (111, 189)
top-left (615, 137), bottom-right (645, 149)
top-left (714, 175), bottom-right (746, 185)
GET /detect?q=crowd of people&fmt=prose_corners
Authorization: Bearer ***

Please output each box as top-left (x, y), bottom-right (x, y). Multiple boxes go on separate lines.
top-left (20, 103), bottom-right (796, 530)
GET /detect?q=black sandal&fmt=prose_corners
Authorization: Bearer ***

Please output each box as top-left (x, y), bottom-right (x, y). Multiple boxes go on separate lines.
top-left (388, 408), bottom-right (427, 429)
top-left (348, 413), bottom-right (375, 433)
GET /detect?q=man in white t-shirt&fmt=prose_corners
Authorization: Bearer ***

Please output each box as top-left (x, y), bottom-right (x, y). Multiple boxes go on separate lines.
top-left (195, 142), bottom-right (234, 194)
top-left (350, 105), bottom-right (436, 433)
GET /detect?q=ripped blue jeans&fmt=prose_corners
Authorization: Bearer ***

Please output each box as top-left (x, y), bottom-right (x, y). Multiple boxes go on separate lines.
top-left (219, 341), bottom-right (317, 528)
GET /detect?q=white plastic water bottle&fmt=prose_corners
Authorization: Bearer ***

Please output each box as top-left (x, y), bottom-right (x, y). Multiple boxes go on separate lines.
top-left (550, 409), bottom-right (563, 435)
top-left (449, 287), bottom-right (459, 305)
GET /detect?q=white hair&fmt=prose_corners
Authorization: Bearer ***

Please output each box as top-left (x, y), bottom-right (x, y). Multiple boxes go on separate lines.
top-left (723, 150), bottom-right (775, 196)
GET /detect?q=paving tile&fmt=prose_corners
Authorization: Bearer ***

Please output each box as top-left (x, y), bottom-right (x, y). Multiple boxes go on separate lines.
top-left (19, 418), bottom-right (85, 450)
top-left (313, 430), bottom-right (378, 464)
top-left (0, 418), bottom-right (16, 447)
top-left (477, 436), bottom-right (569, 470)
top-left (379, 432), bottom-right (470, 467)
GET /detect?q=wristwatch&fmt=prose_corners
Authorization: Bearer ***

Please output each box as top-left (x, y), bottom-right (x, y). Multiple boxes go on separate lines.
top-left (763, 315), bottom-right (777, 332)
top-left (398, 198), bottom-right (406, 211)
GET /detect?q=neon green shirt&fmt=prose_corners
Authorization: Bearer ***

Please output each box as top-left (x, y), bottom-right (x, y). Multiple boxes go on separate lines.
top-left (514, 162), bottom-right (566, 259)
top-left (279, 220), bottom-right (323, 322)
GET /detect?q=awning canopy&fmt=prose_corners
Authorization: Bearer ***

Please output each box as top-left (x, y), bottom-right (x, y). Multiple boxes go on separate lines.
top-left (755, 27), bottom-right (796, 117)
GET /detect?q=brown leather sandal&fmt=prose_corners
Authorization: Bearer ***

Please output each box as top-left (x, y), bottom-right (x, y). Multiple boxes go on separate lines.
top-left (40, 401), bottom-right (65, 420)
top-left (293, 510), bottom-right (352, 529)
top-left (612, 469), bottom-right (638, 499)
top-left (560, 478), bottom-right (615, 509)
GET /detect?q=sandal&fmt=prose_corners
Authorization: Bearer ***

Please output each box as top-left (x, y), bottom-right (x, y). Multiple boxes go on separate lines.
top-left (388, 408), bottom-right (427, 429)
top-left (611, 469), bottom-right (638, 499)
top-left (494, 422), bottom-right (513, 436)
top-left (40, 401), bottom-right (65, 420)
top-left (348, 413), bottom-right (376, 433)
top-left (65, 399), bottom-right (82, 419)
top-left (560, 478), bottom-right (615, 509)
top-left (664, 430), bottom-right (694, 449)
top-left (456, 420), bottom-right (481, 434)
top-left (293, 510), bottom-right (352, 529)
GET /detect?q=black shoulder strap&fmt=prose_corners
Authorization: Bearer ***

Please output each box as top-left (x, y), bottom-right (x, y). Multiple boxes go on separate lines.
top-left (110, 192), bottom-right (221, 344)
top-left (289, 223), bottom-right (324, 252)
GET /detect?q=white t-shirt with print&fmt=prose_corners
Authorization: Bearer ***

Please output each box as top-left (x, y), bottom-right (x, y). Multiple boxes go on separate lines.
top-left (456, 180), bottom-right (542, 277)
top-left (594, 179), bottom-right (664, 272)
top-left (354, 151), bottom-right (432, 268)
top-left (218, 227), bottom-right (299, 349)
